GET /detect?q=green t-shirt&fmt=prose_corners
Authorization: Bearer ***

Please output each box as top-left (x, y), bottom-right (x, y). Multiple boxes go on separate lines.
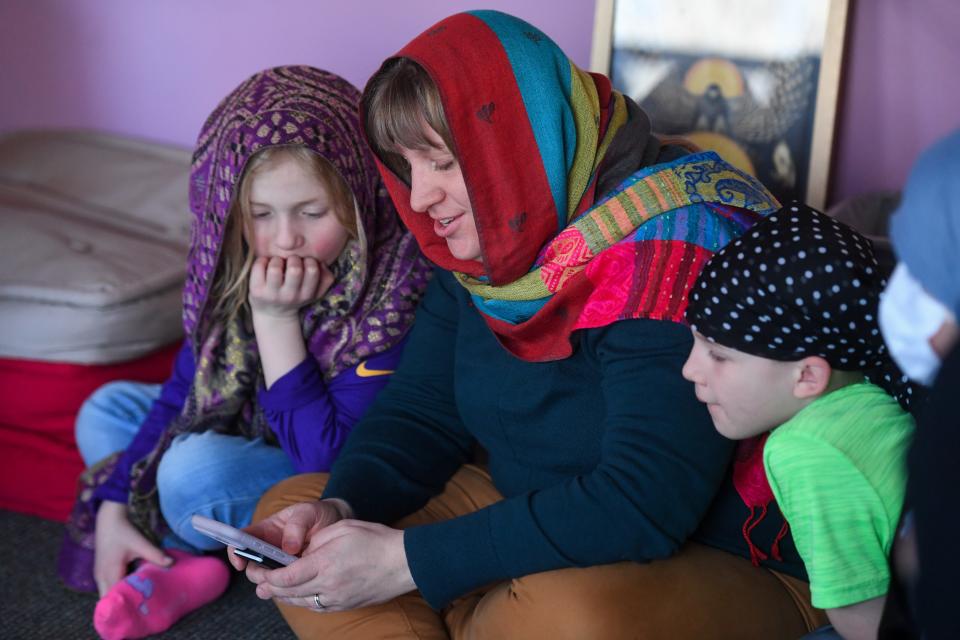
top-left (763, 382), bottom-right (914, 609)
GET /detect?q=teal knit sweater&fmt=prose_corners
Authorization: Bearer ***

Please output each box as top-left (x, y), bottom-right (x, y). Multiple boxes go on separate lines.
top-left (325, 270), bottom-right (803, 608)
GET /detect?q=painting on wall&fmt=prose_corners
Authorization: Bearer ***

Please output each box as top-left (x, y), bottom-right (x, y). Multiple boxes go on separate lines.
top-left (591, 0), bottom-right (849, 209)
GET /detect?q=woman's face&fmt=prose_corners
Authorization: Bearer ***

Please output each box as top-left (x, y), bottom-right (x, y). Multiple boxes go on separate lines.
top-left (399, 126), bottom-right (482, 263)
top-left (244, 153), bottom-right (351, 265)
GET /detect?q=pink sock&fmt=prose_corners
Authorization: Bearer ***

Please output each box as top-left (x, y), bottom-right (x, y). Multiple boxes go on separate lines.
top-left (93, 549), bottom-right (230, 640)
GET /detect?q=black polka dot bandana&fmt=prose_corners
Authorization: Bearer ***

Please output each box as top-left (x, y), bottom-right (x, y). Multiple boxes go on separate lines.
top-left (686, 203), bottom-right (914, 408)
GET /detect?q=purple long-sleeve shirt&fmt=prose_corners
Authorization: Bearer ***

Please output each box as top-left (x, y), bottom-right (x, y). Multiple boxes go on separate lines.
top-left (95, 337), bottom-right (406, 503)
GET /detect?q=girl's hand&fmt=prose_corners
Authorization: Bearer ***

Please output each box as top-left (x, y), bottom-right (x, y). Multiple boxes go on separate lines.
top-left (248, 256), bottom-right (334, 319)
top-left (93, 500), bottom-right (172, 596)
top-left (247, 520), bottom-right (415, 612)
top-left (248, 256), bottom-right (333, 387)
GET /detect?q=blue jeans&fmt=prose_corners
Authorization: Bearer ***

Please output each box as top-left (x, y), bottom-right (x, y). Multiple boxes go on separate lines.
top-left (75, 380), bottom-right (162, 466)
top-left (75, 381), bottom-right (296, 551)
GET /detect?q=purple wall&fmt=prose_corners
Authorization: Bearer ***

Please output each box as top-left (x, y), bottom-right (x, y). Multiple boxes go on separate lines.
top-left (830, 0), bottom-right (960, 202)
top-left (1, 0), bottom-right (958, 206)
top-left (0, 0), bottom-right (594, 147)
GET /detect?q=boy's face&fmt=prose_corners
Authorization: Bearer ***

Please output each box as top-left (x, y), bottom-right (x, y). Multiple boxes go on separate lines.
top-left (682, 330), bottom-right (802, 440)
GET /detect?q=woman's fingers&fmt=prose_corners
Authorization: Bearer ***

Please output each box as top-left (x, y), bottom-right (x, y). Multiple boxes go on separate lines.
top-left (245, 560), bottom-right (272, 589)
top-left (227, 547), bottom-right (248, 571)
top-left (250, 521), bottom-right (411, 611)
top-left (247, 502), bottom-right (318, 555)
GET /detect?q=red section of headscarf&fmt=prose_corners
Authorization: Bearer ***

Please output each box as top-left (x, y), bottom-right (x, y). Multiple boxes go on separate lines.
top-left (733, 433), bottom-right (788, 565)
top-left (479, 242), bottom-right (714, 361)
top-left (371, 30), bottom-right (678, 362)
top-left (390, 13), bottom-right (558, 285)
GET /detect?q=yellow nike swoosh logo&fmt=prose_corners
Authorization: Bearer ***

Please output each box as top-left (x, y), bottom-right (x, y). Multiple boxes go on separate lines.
top-left (356, 361), bottom-right (394, 377)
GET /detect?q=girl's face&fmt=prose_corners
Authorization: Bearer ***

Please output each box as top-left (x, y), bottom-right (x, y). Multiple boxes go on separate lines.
top-left (400, 126), bottom-right (482, 263)
top-left (244, 154), bottom-right (351, 265)
top-left (682, 330), bottom-right (801, 440)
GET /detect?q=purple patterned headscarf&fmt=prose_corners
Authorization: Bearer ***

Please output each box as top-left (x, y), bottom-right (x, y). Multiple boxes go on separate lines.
top-left (59, 66), bottom-right (431, 591)
top-left (186, 64), bottom-right (430, 377)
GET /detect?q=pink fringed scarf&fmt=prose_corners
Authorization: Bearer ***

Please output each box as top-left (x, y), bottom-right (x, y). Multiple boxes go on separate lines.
top-left (733, 434), bottom-right (790, 566)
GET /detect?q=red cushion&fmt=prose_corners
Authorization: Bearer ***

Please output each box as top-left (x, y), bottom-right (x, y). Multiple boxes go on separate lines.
top-left (0, 342), bottom-right (181, 521)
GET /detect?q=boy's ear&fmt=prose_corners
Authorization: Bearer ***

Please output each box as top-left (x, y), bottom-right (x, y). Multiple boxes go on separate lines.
top-left (793, 356), bottom-right (832, 399)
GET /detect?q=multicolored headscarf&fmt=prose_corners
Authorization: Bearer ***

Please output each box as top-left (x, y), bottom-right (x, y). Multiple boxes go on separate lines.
top-left (59, 67), bottom-right (431, 589)
top-left (366, 11), bottom-right (780, 361)
top-left (186, 65), bottom-right (430, 379)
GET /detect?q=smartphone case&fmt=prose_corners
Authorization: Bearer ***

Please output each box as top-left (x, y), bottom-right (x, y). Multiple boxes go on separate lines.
top-left (190, 514), bottom-right (297, 566)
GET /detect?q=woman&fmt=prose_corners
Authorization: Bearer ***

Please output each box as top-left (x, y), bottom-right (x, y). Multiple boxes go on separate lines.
top-left (234, 13), bottom-right (824, 639)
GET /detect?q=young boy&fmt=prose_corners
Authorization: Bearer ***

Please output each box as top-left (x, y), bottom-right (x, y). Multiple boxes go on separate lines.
top-left (682, 204), bottom-right (915, 640)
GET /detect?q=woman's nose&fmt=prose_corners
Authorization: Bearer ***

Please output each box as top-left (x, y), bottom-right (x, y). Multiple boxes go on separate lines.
top-left (408, 165), bottom-right (443, 213)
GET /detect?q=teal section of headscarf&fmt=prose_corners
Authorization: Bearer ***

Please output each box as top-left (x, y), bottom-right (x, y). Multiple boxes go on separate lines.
top-left (471, 293), bottom-right (550, 324)
top-left (469, 10), bottom-right (575, 234)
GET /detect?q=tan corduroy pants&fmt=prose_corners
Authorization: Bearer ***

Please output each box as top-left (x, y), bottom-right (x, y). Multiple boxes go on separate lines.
top-left (253, 465), bottom-right (826, 640)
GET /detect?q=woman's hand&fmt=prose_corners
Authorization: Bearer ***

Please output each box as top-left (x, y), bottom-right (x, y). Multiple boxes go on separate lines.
top-left (249, 520), bottom-right (414, 612)
top-left (233, 499), bottom-right (416, 612)
top-left (228, 500), bottom-right (348, 571)
top-left (248, 256), bottom-right (333, 319)
top-left (93, 500), bottom-right (172, 596)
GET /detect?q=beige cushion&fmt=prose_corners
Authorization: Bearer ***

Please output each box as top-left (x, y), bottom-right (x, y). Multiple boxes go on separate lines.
top-left (0, 130), bottom-right (192, 364)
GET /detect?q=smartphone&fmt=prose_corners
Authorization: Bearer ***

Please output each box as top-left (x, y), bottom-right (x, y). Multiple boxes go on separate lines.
top-left (190, 514), bottom-right (297, 568)
top-left (232, 547), bottom-right (286, 569)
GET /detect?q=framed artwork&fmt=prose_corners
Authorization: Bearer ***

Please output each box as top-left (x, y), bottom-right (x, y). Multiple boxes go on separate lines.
top-left (591, 0), bottom-right (849, 209)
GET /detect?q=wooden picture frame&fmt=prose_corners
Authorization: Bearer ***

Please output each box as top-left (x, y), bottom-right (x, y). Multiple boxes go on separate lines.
top-left (591, 0), bottom-right (850, 209)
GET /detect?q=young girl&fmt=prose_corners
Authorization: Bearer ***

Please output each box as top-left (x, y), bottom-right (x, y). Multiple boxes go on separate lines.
top-left (682, 205), bottom-right (916, 640)
top-left (58, 65), bottom-right (431, 639)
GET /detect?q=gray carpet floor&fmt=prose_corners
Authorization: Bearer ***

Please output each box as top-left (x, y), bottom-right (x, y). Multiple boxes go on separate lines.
top-left (0, 509), bottom-right (296, 639)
